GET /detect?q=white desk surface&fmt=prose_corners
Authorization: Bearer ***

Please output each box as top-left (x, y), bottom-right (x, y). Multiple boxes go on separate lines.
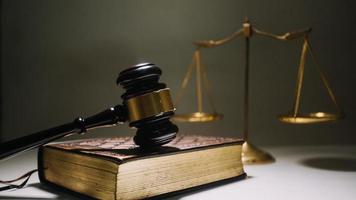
top-left (1, 145), bottom-right (356, 200)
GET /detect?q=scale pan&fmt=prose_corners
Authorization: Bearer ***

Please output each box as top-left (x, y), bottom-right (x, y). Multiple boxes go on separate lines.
top-left (278, 112), bottom-right (344, 124)
top-left (173, 112), bottom-right (223, 122)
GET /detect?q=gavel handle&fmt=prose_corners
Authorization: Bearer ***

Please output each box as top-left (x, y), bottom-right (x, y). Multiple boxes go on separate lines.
top-left (0, 105), bottom-right (127, 160)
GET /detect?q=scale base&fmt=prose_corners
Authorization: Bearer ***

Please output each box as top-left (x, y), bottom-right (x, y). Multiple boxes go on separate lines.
top-left (242, 141), bottom-right (275, 164)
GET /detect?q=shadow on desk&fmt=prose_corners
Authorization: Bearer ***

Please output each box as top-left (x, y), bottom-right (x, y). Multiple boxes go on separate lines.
top-left (0, 196), bottom-right (53, 200)
top-left (0, 183), bottom-right (83, 200)
top-left (0, 176), bottom-right (250, 200)
top-left (300, 157), bottom-right (356, 172)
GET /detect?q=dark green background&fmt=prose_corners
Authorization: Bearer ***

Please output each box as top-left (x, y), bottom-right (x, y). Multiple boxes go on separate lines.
top-left (1, 0), bottom-right (355, 145)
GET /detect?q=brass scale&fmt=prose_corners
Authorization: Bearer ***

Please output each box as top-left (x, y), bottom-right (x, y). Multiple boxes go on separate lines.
top-left (173, 19), bottom-right (344, 164)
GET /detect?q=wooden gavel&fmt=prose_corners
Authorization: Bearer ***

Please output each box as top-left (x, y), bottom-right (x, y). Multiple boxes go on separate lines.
top-left (0, 63), bottom-right (179, 160)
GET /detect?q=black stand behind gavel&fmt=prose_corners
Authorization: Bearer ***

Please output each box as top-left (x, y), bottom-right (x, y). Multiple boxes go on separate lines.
top-left (0, 63), bottom-right (178, 160)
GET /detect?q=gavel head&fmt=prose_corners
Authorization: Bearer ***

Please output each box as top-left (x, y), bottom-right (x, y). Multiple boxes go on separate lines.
top-left (116, 63), bottom-right (178, 148)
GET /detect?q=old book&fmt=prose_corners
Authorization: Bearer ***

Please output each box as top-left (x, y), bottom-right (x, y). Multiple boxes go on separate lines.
top-left (38, 135), bottom-right (246, 199)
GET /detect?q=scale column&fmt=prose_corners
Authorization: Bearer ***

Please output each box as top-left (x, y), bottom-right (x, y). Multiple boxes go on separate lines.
top-left (241, 19), bottom-right (275, 164)
top-left (242, 20), bottom-right (252, 141)
top-left (195, 50), bottom-right (203, 113)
